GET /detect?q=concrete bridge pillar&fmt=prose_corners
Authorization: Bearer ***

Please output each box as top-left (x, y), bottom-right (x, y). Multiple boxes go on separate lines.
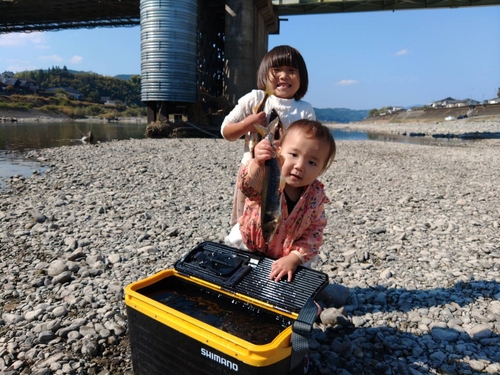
top-left (224, 0), bottom-right (278, 105)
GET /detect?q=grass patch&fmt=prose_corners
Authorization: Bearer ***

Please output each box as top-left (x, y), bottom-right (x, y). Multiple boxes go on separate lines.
top-left (0, 93), bottom-right (145, 119)
top-left (0, 102), bottom-right (32, 110)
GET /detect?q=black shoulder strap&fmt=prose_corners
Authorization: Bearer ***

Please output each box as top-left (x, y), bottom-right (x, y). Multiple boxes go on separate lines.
top-left (290, 298), bottom-right (317, 371)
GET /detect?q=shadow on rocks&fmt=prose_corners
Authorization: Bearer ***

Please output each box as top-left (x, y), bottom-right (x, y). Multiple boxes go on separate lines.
top-left (307, 280), bottom-right (500, 375)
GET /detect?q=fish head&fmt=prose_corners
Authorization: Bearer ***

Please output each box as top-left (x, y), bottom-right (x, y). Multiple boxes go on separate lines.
top-left (262, 212), bottom-right (281, 244)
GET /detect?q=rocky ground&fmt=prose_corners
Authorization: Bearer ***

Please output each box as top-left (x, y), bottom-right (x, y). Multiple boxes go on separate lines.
top-left (0, 132), bottom-right (499, 374)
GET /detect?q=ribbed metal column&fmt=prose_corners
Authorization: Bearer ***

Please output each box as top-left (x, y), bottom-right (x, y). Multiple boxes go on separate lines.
top-left (140, 0), bottom-right (197, 103)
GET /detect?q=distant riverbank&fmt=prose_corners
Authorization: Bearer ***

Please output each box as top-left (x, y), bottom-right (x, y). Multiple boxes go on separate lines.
top-left (0, 108), bottom-right (146, 123)
top-left (329, 117), bottom-right (500, 138)
top-left (3, 108), bottom-right (500, 139)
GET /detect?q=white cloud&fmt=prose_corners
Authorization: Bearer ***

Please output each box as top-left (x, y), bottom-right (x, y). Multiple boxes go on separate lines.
top-left (70, 55), bottom-right (83, 64)
top-left (5, 59), bottom-right (38, 72)
top-left (336, 79), bottom-right (359, 86)
top-left (395, 49), bottom-right (411, 56)
top-left (39, 54), bottom-right (64, 63)
top-left (0, 32), bottom-right (46, 47)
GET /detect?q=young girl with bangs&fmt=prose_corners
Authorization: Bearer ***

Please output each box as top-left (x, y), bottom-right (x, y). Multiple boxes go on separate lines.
top-left (221, 45), bottom-right (315, 243)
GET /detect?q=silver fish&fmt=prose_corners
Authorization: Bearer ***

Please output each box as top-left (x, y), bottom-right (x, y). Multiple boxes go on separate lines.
top-left (255, 117), bottom-right (286, 244)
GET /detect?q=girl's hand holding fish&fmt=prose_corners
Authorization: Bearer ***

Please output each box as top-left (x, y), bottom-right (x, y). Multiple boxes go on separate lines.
top-left (244, 112), bottom-right (267, 132)
top-left (270, 253), bottom-right (302, 282)
top-left (221, 112), bottom-right (267, 141)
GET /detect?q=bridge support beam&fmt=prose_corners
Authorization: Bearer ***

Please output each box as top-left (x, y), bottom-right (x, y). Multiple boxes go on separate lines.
top-left (141, 0), bottom-right (278, 124)
top-left (224, 0), bottom-right (279, 105)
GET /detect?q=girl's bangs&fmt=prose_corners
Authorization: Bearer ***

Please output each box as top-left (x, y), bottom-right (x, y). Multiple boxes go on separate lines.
top-left (270, 53), bottom-right (298, 68)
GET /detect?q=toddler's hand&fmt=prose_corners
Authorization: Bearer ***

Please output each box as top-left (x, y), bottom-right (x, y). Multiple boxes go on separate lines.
top-left (270, 254), bottom-right (302, 282)
top-left (253, 139), bottom-right (274, 166)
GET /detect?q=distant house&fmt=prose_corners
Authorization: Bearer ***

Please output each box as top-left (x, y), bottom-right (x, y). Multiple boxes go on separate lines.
top-left (18, 78), bottom-right (39, 94)
top-left (443, 98), bottom-right (462, 108)
top-left (1, 78), bottom-right (21, 92)
top-left (0, 77), bottom-right (39, 93)
top-left (488, 98), bottom-right (500, 104)
top-left (104, 99), bottom-right (116, 106)
top-left (429, 97), bottom-right (480, 108)
top-left (46, 87), bottom-right (83, 100)
top-left (429, 97), bottom-right (455, 108)
top-left (461, 98), bottom-right (479, 106)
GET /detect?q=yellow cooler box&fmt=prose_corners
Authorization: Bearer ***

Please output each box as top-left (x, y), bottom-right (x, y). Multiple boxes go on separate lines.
top-left (125, 241), bottom-right (328, 375)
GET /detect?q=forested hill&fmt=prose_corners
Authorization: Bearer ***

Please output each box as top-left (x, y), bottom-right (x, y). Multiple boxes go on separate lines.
top-left (14, 67), bottom-right (141, 107)
top-left (11, 67), bottom-right (368, 122)
top-left (314, 107), bottom-right (369, 123)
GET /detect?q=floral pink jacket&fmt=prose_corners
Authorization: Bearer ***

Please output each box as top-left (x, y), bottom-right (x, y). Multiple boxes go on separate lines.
top-left (238, 159), bottom-right (330, 263)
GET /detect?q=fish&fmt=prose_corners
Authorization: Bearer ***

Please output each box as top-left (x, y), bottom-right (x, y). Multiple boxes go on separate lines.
top-left (254, 117), bottom-right (286, 244)
top-left (248, 86), bottom-right (274, 159)
top-left (269, 108), bottom-right (283, 141)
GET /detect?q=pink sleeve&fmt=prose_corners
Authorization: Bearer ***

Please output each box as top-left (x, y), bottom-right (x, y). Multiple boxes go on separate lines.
top-left (238, 159), bottom-right (265, 200)
top-left (287, 183), bottom-right (329, 263)
top-left (290, 200), bottom-right (327, 263)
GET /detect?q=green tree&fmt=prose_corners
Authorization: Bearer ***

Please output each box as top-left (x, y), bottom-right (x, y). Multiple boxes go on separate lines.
top-left (368, 108), bottom-right (379, 117)
top-left (89, 91), bottom-right (101, 103)
top-left (497, 87), bottom-right (500, 98)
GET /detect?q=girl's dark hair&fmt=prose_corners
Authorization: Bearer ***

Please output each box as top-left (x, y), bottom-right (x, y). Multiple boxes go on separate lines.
top-left (257, 45), bottom-right (309, 100)
top-left (281, 119), bottom-right (336, 173)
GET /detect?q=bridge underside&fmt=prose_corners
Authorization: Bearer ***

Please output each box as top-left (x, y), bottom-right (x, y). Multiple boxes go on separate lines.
top-left (0, 0), bottom-right (140, 33)
top-left (1, 0), bottom-right (498, 34)
top-left (272, 0), bottom-right (500, 15)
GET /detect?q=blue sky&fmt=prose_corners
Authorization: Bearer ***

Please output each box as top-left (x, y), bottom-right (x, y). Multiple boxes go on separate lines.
top-left (0, 6), bottom-right (499, 110)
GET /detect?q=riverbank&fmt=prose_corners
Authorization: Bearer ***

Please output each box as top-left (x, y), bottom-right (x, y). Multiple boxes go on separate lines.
top-left (329, 117), bottom-right (500, 138)
top-left (3, 107), bottom-right (499, 133)
top-left (1, 136), bottom-right (499, 374)
top-left (0, 108), bottom-right (147, 123)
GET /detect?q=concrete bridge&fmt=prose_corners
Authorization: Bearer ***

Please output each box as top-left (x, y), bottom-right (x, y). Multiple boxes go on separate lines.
top-left (1, 0), bottom-right (497, 123)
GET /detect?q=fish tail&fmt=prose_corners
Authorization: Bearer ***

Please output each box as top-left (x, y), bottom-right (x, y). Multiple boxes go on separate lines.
top-left (254, 85), bottom-right (274, 114)
top-left (254, 124), bottom-right (269, 138)
top-left (254, 94), bottom-right (268, 114)
top-left (264, 84), bottom-right (275, 96)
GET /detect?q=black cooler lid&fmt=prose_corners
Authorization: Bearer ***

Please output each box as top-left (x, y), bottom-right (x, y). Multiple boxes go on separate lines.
top-left (174, 241), bottom-right (329, 314)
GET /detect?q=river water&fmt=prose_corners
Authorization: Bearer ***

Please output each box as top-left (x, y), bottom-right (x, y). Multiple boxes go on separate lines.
top-left (0, 121), bottom-right (468, 191)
